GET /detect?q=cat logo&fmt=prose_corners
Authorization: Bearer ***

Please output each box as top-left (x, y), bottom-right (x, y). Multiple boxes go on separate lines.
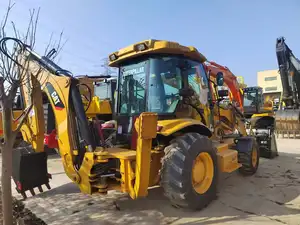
top-left (46, 82), bottom-right (65, 110)
top-left (51, 91), bottom-right (60, 105)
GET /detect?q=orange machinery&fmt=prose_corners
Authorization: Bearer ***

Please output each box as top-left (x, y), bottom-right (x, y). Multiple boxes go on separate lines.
top-left (204, 61), bottom-right (244, 113)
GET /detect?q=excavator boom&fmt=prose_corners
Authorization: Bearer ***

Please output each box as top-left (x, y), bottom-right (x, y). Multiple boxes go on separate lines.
top-left (275, 37), bottom-right (300, 138)
top-left (205, 61), bottom-right (243, 112)
top-left (276, 37), bottom-right (300, 108)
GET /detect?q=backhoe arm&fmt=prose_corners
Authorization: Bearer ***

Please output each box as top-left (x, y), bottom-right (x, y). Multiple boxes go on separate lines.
top-left (18, 46), bottom-right (96, 184)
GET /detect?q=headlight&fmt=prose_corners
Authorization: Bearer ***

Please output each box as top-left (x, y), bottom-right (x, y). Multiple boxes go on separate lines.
top-left (109, 54), bottom-right (118, 61)
top-left (135, 43), bottom-right (147, 51)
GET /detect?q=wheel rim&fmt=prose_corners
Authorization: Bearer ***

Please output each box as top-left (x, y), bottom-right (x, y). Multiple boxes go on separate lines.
top-left (192, 152), bottom-right (214, 194)
top-left (252, 146), bottom-right (258, 167)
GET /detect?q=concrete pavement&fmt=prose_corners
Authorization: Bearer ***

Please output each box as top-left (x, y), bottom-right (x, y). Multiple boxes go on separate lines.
top-left (3, 138), bottom-right (300, 225)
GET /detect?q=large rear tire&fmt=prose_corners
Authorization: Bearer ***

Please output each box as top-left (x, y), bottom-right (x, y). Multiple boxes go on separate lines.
top-left (160, 133), bottom-right (218, 210)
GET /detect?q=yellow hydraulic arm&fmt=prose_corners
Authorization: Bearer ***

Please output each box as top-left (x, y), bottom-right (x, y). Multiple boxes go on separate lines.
top-left (5, 37), bottom-right (158, 198)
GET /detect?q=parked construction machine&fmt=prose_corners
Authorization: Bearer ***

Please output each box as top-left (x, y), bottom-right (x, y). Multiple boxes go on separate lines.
top-left (242, 86), bottom-right (278, 158)
top-left (2, 37), bottom-right (260, 210)
top-left (76, 75), bottom-right (117, 118)
top-left (275, 37), bottom-right (300, 138)
top-left (205, 62), bottom-right (278, 158)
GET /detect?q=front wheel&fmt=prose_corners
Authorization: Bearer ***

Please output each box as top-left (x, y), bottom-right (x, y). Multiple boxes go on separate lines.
top-left (236, 137), bottom-right (259, 176)
top-left (160, 133), bottom-right (218, 210)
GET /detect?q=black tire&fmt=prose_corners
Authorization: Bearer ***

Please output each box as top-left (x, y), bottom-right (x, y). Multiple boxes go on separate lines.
top-left (237, 137), bottom-right (259, 176)
top-left (257, 132), bottom-right (279, 159)
top-left (265, 133), bottom-right (279, 159)
top-left (160, 132), bottom-right (218, 210)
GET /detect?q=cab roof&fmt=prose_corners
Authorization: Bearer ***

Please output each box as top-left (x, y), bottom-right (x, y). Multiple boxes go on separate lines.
top-left (108, 39), bottom-right (207, 67)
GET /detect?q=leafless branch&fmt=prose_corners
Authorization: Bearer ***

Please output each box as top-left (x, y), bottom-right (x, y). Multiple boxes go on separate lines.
top-left (0, 0), bottom-right (15, 39)
top-left (11, 21), bottom-right (20, 39)
top-left (44, 32), bottom-right (54, 55)
top-left (45, 30), bottom-right (67, 61)
top-left (24, 10), bottom-right (34, 44)
top-left (52, 31), bottom-right (66, 59)
top-left (30, 8), bottom-right (40, 48)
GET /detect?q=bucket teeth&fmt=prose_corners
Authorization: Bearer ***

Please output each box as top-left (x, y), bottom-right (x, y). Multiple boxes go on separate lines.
top-left (29, 189), bottom-right (36, 196)
top-left (20, 192), bottom-right (27, 200)
top-left (38, 186), bottom-right (43, 193)
top-left (45, 183), bottom-right (51, 190)
top-left (17, 183), bottom-right (51, 199)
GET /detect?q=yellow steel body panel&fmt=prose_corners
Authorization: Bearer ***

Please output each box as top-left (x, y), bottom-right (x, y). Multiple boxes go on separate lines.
top-left (77, 152), bottom-right (94, 194)
top-left (214, 142), bottom-right (241, 173)
top-left (85, 96), bottom-right (112, 117)
top-left (108, 39), bottom-right (207, 67)
top-left (133, 112), bottom-right (157, 198)
top-left (251, 112), bottom-right (274, 118)
top-left (95, 148), bottom-right (137, 160)
top-left (157, 119), bottom-right (209, 136)
top-left (0, 110), bottom-right (23, 138)
top-left (20, 73), bottom-right (45, 152)
top-left (217, 149), bottom-right (241, 173)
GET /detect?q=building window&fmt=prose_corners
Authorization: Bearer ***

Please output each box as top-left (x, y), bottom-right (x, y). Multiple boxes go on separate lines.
top-left (264, 76), bottom-right (277, 81)
top-left (265, 86), bottom-right (278, 91)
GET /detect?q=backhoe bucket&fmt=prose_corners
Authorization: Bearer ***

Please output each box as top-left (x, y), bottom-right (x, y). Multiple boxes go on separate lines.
top-left (275, 109), bottom-right (300, 138)
top-left (12, 147), bottom-right (51, 199)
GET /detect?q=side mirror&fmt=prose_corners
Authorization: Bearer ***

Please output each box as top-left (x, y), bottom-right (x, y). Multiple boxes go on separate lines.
top-left (216, 72), bottom-right (224, 86)
top-left (218, 89), bottom-right (229, 98)
top-left (179, 88), bottom-right (194, 98)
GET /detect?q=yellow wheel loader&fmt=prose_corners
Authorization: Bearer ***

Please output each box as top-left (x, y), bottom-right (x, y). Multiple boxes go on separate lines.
top-left (3, 37), bottom-right (259, 210)
top-left (243, 86), bottom-right (278, 158)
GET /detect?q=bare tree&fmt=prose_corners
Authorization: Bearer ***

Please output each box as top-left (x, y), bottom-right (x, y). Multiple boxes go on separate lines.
top-left (101, 57), bottom-right (118, 76)
top-left (0, 1), bottom-right (65, 224)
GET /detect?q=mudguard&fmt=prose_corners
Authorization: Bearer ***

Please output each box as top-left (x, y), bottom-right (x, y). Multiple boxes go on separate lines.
top-left (157, 118), bottom-right (212, 137)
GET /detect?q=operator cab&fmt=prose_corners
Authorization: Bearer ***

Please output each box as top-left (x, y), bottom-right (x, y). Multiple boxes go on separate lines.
top-left (113, 54), bottom-right (219, 148)
top-left (94, 77), bottom-right (117, 113)
top-left (243, 86), bottom-right (264, 118)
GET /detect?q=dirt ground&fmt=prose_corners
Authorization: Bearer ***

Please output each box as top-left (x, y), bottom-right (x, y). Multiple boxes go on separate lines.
top-left (2, 138), bottom-right (300, 225)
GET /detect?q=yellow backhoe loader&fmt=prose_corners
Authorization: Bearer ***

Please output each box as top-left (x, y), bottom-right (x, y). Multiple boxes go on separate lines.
top-left (76, 75), bottom-right (117, 118)
top-left (3, 37), bottom-right (259, 210)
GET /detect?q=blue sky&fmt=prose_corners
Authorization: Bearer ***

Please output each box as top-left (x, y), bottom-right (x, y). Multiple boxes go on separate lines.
top-left (0, 0), bottom-right (299, 86)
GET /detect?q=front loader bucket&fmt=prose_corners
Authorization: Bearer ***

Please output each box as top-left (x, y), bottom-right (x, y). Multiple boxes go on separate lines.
top-left (275, 109), bottom-right (300, 138)
top-left (12, 147), bottom-right (51, 199)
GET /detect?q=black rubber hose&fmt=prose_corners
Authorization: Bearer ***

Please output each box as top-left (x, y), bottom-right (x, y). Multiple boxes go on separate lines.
top-left (70, 79), bottom-right (96, 151)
